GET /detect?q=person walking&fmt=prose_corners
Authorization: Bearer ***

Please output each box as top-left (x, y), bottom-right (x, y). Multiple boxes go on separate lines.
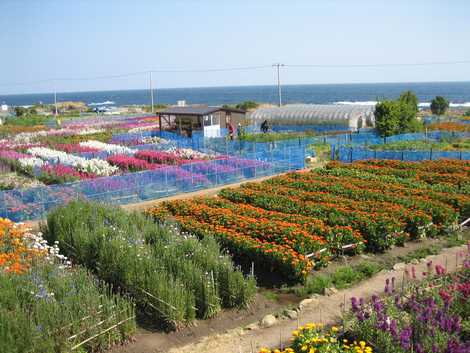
top-left (228, 121), bottom-right (235, 140)
top-left (261, 119), bottom-right (269, 133)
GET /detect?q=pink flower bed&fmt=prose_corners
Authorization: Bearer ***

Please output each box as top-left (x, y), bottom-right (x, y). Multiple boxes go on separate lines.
top-left (41, 164), bottom-right (97, 180)
top-left (55, 144), bottom-right (101, 153)
top-left (134, 150), bottom-right (182, 165)
top-left (107, 154), bottom-right (161, 172)
top-left (0, 150), bottom-right (30, 160)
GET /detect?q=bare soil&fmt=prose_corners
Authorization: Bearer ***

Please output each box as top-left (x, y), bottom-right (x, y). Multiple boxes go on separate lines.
top-left (110, 235), bottom-right (469, 353)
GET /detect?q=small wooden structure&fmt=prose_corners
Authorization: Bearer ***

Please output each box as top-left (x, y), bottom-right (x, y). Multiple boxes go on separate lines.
top-left (157, 105), bottom-right (246, 138)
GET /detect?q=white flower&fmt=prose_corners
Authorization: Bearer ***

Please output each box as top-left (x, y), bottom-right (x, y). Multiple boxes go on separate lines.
top-left (76, 158), bottom-right (119, 176)
top-left (79, 140), bottom-right (136, 155)
top-left (128, 124), bottom-right (161, 133)
top-left (140, 136), bottom-right (170, 145)
top-left (26, 146), bottom-right (118, 176)
top-left (18, 157), bottom-right (44, 169)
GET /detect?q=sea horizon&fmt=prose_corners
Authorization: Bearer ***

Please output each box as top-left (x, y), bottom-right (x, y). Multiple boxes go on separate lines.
top-left (2, 80), bottom-right (470, 107)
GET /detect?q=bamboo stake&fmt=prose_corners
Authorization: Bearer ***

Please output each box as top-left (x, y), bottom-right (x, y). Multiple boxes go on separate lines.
top-left (71, 316), bottom-right (135, 351)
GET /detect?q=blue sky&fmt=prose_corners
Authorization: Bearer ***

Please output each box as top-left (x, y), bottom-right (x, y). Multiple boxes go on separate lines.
top-left (1, 0), bottom-right (470, 94)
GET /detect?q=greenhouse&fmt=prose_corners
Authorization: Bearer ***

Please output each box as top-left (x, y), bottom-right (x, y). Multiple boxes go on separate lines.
top-left (250, 104), bottom-right (375, 130)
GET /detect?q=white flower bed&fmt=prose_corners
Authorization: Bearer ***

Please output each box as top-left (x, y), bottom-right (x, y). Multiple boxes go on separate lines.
top-left (167, 147), bottom-right (213, 160)
top-left (18, 157), bottom-right (45, 169)
top-left (27, 147), bottom-right (85, 166)
top-left (140, 136), bottom-right (170, 145)
top-left (13, 128), bottom-right (105, 144)
top-left (76, 158), bottom-right (119, 176)
top-left (79, 140), bottom-right (136, 155)
top-left (26, 146), bottom-right (118, 176)
top-left (128, 124), bottom-right (161, 133)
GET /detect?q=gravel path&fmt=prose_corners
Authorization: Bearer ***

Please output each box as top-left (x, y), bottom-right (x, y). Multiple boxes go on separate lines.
top-left (166, 243), bottom-right (469, 353)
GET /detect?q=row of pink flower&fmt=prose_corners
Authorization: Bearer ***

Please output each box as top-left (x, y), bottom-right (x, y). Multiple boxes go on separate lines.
top-left (41, 164), bottom-right (97, 180)
top-left (64, 115), bottom-right (159, 129)
top-left (106, 154), bottom-right (164, 172)
top-left (134, 150), bottom-right (187, 165)
top-left (0, 149), bottom-right (30, 160)
top-left (54, 144), bottom-right (101, 153)
top-left (0, 142), bottom-right (44, 152)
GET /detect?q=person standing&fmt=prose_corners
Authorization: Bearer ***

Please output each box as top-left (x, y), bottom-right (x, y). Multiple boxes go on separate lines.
top-left (228, 121), bottom-right (235, 140)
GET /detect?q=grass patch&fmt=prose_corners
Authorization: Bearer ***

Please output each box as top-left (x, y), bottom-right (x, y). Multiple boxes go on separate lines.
top-left (295, 261), bottom-right (383, 296)
top-left (261, 291), bottom-right (279, 302)
top-left (397, 245), bottom-right (440, 263)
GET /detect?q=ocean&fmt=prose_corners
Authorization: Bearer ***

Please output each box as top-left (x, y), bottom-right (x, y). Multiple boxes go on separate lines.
top-left (1, 81), bottom-right (470, 108)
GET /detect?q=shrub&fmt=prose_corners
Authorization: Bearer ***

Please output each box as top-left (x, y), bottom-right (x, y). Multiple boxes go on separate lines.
top-left (42, 200), bottom-right (256, 330)
top-left (0, 219), bottom-right (135, 353)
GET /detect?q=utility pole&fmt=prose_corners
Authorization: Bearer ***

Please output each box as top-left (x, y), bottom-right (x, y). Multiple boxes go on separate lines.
top-left (273, 63), bottom-right (284, 107)
top-left (53, 80), bottom-right (58, 116)
top-left (149, 71), bottom-right (154, 114)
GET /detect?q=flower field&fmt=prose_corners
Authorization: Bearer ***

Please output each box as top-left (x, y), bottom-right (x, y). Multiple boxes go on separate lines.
top-left (259, 324), bottom-right (373, 353)
top-left (0, 218), bottom-right (135, 353)
top-left (345, 253), bottom-right (470, 353)
top-left (43, 200), bottom-right (256, 330)
top-left (0, 114), bottom-right (285, 222)
top-left (147, 160), bottom-right (470, 283)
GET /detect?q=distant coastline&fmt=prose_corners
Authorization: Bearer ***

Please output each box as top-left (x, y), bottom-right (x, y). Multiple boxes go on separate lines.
top-left (2, 81), bottom-right (470, 107)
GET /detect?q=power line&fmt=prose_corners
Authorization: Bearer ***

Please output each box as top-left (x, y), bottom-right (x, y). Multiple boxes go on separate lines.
top-left (285, 60), bottom-right (470, 68)
top-left (1, 59), bottom-right (469, 89)
top-left (0, 65), bottom-right (273, 88)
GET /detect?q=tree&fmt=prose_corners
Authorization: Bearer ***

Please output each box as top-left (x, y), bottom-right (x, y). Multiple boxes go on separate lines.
top-left (399, 90), bottom-right (419, 115)
top-left (375, 92), bottom-right (423, 137)
top-left (430, 96), bottom-right (449, 116)
top-left (14, 106), bottom-right (27, 117)
top-left (235, 101), bottom-right (259, 111)
top-left (375, 100), bottom-right (402, 137)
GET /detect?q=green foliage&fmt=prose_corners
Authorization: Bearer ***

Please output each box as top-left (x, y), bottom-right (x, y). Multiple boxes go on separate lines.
top-left (295, 274), bottom-right (332, 296)
top-left (464, 110), bottom-right (470, 117)
top-left (5, 114), bottom-right (51, 127)
top-left (375, 100), bottom-right (402, 137)
top-left (399, 90), bottom-right (419, 115)
top-left (295, 261), bottom-right (383, 296)
top-left (431, 96), bottom-right (450, 116)
top-left (14, 106), bottom-right (37, 117)
top-left (0, 263), bottom-right (135, 353)
top-left (42, 200), bottom-right (256, 330)
top-left (397, 245), bottom-right (440, 263)
top-left (375, 91), bottom-right (423, 137)
top-left (39, 131), bottom-right (113, 145)
top-left (367, 138), bottom-right (470, 151)
top-left (235, 101), bottom-right (259, 111)
top-left (241, 130), bottom-right (317, 142)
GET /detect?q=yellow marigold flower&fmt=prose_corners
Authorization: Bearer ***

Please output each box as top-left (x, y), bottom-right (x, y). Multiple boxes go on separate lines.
top-left (292, 330), bottom-right (299, 337)
top-left (301, 345), bottom-right (307, 351)
top-left (259, 348), bottom-right (271, 353)
top-left (331, 326), bottom-right (339, 332)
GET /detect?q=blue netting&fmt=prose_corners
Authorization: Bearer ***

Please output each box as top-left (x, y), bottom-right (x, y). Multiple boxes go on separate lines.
top-left (0, 132), bottom-right (306, 222)
top-left (3, 126), bottom-right (468, 222)
top-left (337, 146), bottom-right (470, 163)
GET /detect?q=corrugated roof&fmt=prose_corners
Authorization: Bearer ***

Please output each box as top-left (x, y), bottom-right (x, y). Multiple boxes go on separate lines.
top-left (159, 106), bottom-right (245, 116)
top-left (249, 104), bottom-right (375, 129)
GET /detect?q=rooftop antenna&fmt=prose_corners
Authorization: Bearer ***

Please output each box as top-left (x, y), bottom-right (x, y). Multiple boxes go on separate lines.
top-left (273, 63), bottom-right (285, 107)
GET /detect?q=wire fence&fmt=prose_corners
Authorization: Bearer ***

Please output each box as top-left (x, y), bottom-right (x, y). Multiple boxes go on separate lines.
top-left (0, 133), bottom-right (305, 222)
top-left (2, 125), bottom-right (470, 221)
top-left (337, 145), bottom-right (470, 163)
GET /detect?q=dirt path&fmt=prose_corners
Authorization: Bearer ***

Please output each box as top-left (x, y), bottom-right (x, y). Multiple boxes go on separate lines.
top-left (162, 243), bottom-right (469, 353)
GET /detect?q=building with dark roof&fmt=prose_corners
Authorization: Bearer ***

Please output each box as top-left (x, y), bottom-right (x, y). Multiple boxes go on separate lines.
top-left (157, 105), bottom-right (246, 137)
